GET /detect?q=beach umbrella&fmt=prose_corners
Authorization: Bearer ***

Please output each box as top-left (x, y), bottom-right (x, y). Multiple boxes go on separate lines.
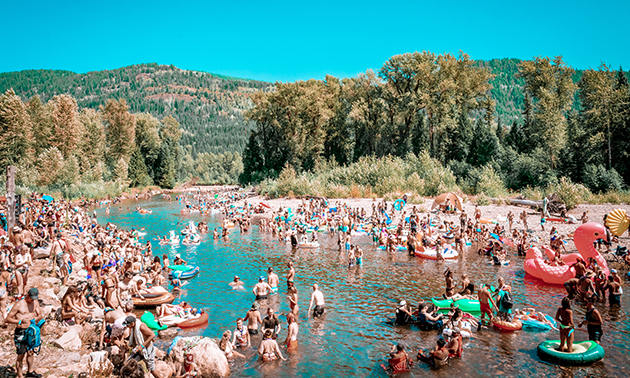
top-left (606, 209), bottom-right (629, 236)
top-left (42, 195), bottom-right (54, 202)
top-left (431, 193), bottom-right (462, 211)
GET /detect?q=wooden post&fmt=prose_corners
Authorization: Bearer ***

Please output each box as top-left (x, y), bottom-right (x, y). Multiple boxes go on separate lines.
top-left (6, 166), bottom-right (15, 233)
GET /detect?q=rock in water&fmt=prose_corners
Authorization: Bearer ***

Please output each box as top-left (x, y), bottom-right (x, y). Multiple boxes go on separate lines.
top-left (168, 336), bottom-right (229, 377)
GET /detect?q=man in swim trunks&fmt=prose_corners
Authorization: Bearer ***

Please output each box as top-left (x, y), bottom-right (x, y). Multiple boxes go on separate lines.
top-left (578, 299), bottom-right (603, 343)
top-left (267, 268), bottom-right (279, 295)
top-left (563, 278), bottom-right (580, 300)
top-left (6, 288), bottom-right (43, 378)
top-left (605, 277), bottom-right (622, 306)
top-left (308, 284), bottom-right (326, 318)
top-left (253, 276), bottom-right (272, 300)
top-left (284, 313), bottom-right (299, 349)
top-left (286, 262), bottom-right (295, 289)
top-left (478, 284), bottom-right (496, 325)
top-left (244, 302), bottom-right (262, 335)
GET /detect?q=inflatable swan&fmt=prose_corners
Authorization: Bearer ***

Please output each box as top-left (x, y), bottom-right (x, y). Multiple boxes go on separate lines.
top-left (524, 222), bottom-right (609, 285)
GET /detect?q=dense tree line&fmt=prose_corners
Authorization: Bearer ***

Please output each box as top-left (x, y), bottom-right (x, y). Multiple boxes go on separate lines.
top-left (0, 63), bottom-right (272, 156)
top-left (0, 91), bottom-right (242, 197)
top-left (242, 52), bottom-right (630, 195)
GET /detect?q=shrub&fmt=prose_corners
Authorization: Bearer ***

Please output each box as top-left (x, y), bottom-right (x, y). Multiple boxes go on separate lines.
top-left (552, 177), bottom-right (591, 209)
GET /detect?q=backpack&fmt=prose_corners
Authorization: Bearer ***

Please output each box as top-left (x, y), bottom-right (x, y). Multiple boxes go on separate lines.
top-left (25, 319), bottom-right (46, 354)
top-left (500, 291), bottom-right (513, 311)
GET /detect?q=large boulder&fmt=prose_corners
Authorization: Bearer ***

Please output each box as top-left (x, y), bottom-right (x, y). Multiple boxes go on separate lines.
top-left (33, 246), bottom-right (52, 259)
top-left (168, 336), bottom-right (229, 378)
top-left (53, 325), bottom-right (83, 350)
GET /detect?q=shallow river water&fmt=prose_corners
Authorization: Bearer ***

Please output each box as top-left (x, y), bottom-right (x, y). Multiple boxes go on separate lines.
top-left (96, 198), bottom-right (629, 377)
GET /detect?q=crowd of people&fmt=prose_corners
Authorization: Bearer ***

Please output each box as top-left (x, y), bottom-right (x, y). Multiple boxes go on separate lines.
top-left (0, 188), bottom-right (627, 376)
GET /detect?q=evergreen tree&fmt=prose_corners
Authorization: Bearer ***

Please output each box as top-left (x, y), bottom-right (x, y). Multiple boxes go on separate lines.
top-left (240, 132), bottom-right (264, 184)
top-left (468, 118), bottom-right (499, 166)
top-left (155, 143), bottom-right (176, 189)
top-left (128, 147), bottom-right (152, 187)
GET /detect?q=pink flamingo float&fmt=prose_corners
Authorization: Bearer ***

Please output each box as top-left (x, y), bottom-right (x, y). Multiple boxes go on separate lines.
top-left (524, 222), bottom-right (609, 285)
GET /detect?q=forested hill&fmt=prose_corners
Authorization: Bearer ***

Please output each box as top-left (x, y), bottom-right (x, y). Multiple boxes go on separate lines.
top-left (0, 59), bottom-right (612, 155)
top-left (0, 63), bottom-right (273, 155)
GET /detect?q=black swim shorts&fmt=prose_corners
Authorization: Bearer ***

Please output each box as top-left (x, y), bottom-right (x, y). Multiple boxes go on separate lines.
top-left (313, 305), bottom-right (325, 318)
top-left (14, 328), bottom-right (28, 355)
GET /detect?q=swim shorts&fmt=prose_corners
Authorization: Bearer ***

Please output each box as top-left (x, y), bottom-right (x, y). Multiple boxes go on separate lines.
top-left (270, 287), bottom-right (278, 295)
top-left (14, 328), bottom-right (28, 355)
top-left (480, 302), bottom-right (491, 315)
top-left (256, 295), bottom-right (268, 300)
top-left (313, 305), bottom-right (325, 318)
top-left (588, 325), bottom-right (602, 342)
top-left (248, 329), bottom-right (258, 335)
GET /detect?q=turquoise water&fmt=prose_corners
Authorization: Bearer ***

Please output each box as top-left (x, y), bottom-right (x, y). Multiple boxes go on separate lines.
top-left (96, 198), bottom-right (629, 377)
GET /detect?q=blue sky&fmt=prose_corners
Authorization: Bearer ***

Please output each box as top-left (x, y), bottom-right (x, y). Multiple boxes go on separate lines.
top-left (2, 0), bottom-right (627, 82)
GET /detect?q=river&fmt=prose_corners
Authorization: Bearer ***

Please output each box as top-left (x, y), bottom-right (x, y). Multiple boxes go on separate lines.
top-left (95, 198), bottom-right (629, 377)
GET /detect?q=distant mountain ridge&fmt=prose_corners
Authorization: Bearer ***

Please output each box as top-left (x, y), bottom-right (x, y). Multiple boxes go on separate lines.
top-left (0, 63), bottom-right (273, 155)
top-left (0, 59), bottom-right (597, 155)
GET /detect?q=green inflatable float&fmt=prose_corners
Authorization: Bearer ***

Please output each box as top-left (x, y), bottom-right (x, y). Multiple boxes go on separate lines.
top-left (141, 311), bottom-right (167, 332)
top-left (537, 340), bottom-right (605, 365)
top-left (431, 297), bottom-right (494, 313)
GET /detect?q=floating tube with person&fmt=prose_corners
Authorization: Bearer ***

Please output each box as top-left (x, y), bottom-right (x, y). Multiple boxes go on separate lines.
top-left (537, 340), bottom-right (605, 365)
top-left (133, 292), bottom-right (175, 308)
top-left (178, 311), bottom-right (209, 329)
top-left (524, 222), bottom-right (609, 285)
top-left (431, 297), bottom-right (489, 313)
top-left (168, 265), bottom-right (200, 279)
top-left (415, 246), bottom-right (458, 260)
top-left (492, 318), bottom-right (523, 331)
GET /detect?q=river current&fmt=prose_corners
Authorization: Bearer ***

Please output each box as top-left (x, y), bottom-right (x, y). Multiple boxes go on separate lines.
top-left (95, 198), bottom-right (629, 377)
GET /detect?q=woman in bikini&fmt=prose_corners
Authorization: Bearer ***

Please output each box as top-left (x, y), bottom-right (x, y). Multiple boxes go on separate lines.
top-left (258, 329), bottom-right (286, 362)
top-left (219, 330), bottom-right (244, 360)
top-left (288, 286), bottom-right (299, 318)
top-left (61, 286), bottom-right (89, 324)
top-left (101, 266), bottom-right (120, 309)
top-left (555, 297), bottom-right (574, 353)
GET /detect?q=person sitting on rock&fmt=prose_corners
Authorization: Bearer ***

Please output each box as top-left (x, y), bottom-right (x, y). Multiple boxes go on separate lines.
top-left (175, 352), bottom-right (199, 378)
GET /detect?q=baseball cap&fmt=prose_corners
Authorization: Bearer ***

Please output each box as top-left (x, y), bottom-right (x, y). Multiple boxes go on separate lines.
top-left (399, 300), bottom-right (406, 306)
top-left (611, 269), bottom-right (617, 274)
top-left (28, 288), bottom-right (39, 300)
top-left (123, 316), bottom-right (137, 326)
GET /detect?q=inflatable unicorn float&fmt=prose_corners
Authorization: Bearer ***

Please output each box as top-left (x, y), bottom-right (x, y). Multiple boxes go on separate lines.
top-left (524, 222), bottom-right (609, 285)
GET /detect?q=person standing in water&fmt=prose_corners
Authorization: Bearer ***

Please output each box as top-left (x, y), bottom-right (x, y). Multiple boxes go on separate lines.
top-left (284, 313), bottom-right (299, 349)
top-left (244, 302), bottom-right (262, 335)
top-left (258, 329), bottom-right (286, 362)
top-left (286, 262), bottom-right (295, 289)
top-left (555, 297), bottom-right (575, 353)
top-left (253, 276), bottom-right (272, 300)
top-left (478, 284), bottom-right (496, 325)
top-left (578, 299), bottom-right (603, 343)
top-left (308, 284), bottom-right (326, 318)
top-left (268, 268), bottom-right (279, 295)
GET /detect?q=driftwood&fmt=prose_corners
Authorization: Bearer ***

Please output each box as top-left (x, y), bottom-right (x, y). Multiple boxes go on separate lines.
top-left (508, 194), bottom-right (566, 214)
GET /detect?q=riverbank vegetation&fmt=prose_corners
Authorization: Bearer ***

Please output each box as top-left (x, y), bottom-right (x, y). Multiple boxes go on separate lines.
top-left (0, 90), bottom-right (243, 198)
top-left (243, 52), bottom-right (630, 206)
